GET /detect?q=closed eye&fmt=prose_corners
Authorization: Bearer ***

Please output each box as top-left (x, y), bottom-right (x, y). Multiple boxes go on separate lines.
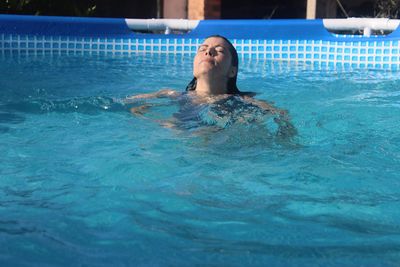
top-left (198, 45), bottom-right (207, 52)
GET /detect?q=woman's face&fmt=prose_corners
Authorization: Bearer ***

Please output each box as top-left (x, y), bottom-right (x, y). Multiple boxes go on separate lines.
top-left (193, 37), bottom-right (237, 81)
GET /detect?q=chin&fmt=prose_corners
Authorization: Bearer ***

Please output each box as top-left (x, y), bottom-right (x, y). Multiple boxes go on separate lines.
top-left (196, 66), bottom-right (219, 76)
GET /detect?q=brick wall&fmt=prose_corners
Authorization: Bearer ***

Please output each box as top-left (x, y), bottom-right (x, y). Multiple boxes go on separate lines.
top-left (188, 0), bottom-right (221, 19)
top-left (164, 0), bottom-right (187, 18)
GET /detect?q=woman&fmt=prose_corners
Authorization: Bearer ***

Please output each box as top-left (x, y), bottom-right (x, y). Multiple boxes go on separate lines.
top-left (127, 35), bottom-right (295, 136)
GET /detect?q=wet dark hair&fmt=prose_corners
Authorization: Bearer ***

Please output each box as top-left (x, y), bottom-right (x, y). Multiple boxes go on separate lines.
top-left (186, 35), bottom-right (250, 95)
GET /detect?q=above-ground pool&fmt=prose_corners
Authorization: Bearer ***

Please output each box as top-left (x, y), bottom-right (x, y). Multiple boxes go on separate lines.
top-left (1, 15), bottom-right (400, 266)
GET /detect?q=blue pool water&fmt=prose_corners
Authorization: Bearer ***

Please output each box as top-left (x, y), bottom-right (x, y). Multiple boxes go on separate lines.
top-left (1, 53), bottom-right (400, 266)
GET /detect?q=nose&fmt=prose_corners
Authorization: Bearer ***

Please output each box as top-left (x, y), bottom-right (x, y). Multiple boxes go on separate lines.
top-left (204, 47), bottom-right (216, 57)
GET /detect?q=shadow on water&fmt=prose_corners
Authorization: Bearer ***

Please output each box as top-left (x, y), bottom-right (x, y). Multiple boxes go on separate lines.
top-left (0, 113), bottom-right (25, 124)
top-left (0, 96), bottom-right (140, 132)
top-left (0, 112), bottom-right (26, 132)
top-left (0, 125), bottom-right (10, 133)
top-left (0, 96), bottom-right (130, 115)
top-left (0, 96), bottom-right (142, 135)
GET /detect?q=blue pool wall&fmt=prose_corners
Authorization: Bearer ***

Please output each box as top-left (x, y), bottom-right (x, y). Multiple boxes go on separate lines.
top-left (2, 14), bottom-right (400, 69)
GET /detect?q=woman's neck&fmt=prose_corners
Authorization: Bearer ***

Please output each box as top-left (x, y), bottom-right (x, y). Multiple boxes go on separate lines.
top-left (195, 77), bottom-right (228, 97)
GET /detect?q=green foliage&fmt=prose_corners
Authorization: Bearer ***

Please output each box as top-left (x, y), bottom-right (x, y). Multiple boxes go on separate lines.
top-left (3, 0), bottom-right (400, 19)
top-left (374, 0), bottom-right (400, 18)
top-left (0, 0), bottom-right (98, 16)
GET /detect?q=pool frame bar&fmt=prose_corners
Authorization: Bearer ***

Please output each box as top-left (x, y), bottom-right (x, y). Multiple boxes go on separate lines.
top-left (125, 18), bottom-right (400, 37)
top-left (2, 15), bottom-right (400, 69)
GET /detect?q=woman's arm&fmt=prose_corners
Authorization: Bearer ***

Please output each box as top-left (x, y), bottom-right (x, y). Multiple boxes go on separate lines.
top-left (126, 89), bottom-right (180, 101)
top-left (241, 95), bottom-right (281, 115)
top-left (242, 95), bottom-right (297, 137)
top-left (125, 89), bottom-right (180, 116)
